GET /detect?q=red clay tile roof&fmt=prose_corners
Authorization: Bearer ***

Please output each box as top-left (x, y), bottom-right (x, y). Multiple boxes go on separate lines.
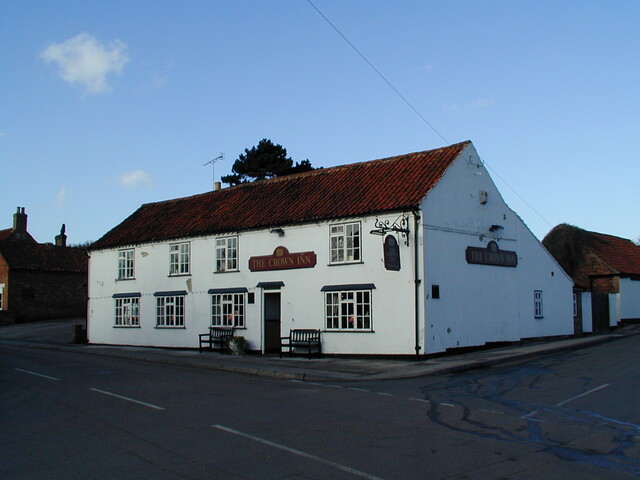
top-left (587, 231), bottom-right (640, 276)
top-left (91, 141), bottom-right (471, 250)
top-left (0, 228), bottom-right (36, 243)
top-left (0, 241), bottom-right (88, 273)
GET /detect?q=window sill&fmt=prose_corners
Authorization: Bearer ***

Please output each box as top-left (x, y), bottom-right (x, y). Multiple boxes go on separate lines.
top-left (116, 277), bottom-right (136, 282)
top-left (323, 329), bottom-right (375, 333)
top-left (327, 261), bottom-right (364, 267)
top-left (214, 270), bottom-right (240, 274)
top-left (113, 325), bottom-right (141, 328)
top-left (167, 273), bottom-right (191, 278)
top-left (155, 326), bottom-right (186, 329)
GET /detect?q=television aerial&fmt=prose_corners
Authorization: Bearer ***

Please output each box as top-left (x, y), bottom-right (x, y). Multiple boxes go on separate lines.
top-left (203, 153), bottom-right (224, 190)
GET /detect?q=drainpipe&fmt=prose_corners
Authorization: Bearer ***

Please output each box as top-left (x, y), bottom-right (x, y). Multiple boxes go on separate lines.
top-left (413, 210), bottom-right (422, 358)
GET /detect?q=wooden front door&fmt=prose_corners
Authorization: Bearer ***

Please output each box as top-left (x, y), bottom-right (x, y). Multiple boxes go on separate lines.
top-left (264, 292), bottom-right (281, 353)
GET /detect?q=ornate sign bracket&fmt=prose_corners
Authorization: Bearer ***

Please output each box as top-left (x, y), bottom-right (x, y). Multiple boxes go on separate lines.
top-left (370, 214), bottom-right (411, 246)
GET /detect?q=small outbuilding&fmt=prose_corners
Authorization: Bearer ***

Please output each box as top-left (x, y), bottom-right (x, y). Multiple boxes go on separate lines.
top-left (88, 141), bottom-right (574, 355)
top-left (543, 224), bottom-right (640, 333)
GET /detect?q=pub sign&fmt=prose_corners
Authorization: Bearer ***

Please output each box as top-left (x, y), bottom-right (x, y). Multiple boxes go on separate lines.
top-left (466, 241), bottom-right (517, 267)
top-left (249, 246), bottom-right (317, 272)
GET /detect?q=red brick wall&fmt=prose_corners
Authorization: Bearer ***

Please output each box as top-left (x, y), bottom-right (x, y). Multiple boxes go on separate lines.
top-left (10, 270), bottom-right (87, 322)
top-left (0, 256), bottom-right (9, 312)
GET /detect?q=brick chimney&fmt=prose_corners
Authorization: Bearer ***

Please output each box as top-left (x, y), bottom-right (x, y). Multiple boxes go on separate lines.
top-left (13, 207), bottom-right (27, 235)
top-left (55, 224), bottom-right (67, 247)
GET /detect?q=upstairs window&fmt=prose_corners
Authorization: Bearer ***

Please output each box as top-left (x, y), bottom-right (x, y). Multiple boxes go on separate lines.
top-left (216, 236), bottom-right (238, 272)
top-left (169, 242), bottom-right (190, 275)
top-left (117, 249), bottom-right (135, 280)
top-left (330, 222), bottom-right (361, 264)
top-left (534, 290), bottom-right (544, 318)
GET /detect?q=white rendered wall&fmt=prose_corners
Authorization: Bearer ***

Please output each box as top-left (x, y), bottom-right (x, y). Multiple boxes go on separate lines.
top-left (609, 293), bottom-right (621, 327)
top-left (88, 211), bottom-right (418, 354)
top-left (619, 278), bottom-right (640, 321)
top-left (420, 144), bottom-right (573, 354)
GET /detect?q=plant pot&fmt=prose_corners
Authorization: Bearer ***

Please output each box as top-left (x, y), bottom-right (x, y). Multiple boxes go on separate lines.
top-left (229, 336), bottom-right (247, 355)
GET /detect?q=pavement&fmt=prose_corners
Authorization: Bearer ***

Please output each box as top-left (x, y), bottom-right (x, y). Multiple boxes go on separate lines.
top-left (1, 319), bottom-right (639, 382)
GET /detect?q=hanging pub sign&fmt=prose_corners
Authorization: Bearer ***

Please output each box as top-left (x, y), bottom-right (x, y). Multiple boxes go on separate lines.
top-left (249, 246), bottom-right (317, 272)
top-left (466, 241), bottom-right (518, 267)
top-left (383, 235), bottom-right (401, 271)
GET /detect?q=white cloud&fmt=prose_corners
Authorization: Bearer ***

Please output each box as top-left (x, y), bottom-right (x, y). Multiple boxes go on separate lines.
top-left (41, 32), bottom-right (129, 95)
top-left (55, 187), bottom-right (66, 205)
top-left (120, 170), bottom-right (155, 189)
top-left (472, 98), bottom-right (494, 108)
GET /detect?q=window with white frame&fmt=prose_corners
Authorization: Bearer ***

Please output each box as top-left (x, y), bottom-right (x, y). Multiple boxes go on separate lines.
top-left (323, 285), bottom-right (373, 331)
top-left (215, 236), bottom-right (238, 272)
top-left (114, 295), bottom-right (140, 327)
top-left (534, 290), bottom-right (543, 318)
top-left (169, 242), bottom-right (190, 275)
top-left (210, 290), bottom-right (245, 327)
top-left (156, 293), bottom-right (185, 327)
top-left (330, 222), bottom-right (361, 264)
top-left (117, 249), bottom-right (135, 280)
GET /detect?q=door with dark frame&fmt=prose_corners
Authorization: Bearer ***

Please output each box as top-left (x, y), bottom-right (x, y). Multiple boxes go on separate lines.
top-left (264, 292), bottom-right (281, 353)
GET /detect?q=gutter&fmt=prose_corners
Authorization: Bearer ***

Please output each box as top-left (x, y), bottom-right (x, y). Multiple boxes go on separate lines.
top-left (413, 210), bottom-right (422, 358)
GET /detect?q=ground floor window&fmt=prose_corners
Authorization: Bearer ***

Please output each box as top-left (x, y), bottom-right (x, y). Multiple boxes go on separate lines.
top-left (114, 296), bottom-right (140, 327)
top-left (211, 292), bottom-right (245, 327)
top-left (324, 287), bottom-right (372, 331)
top-left (156, 293), bottom-right (185, 327)
top-left (534, 290), bottom-right (543, 318)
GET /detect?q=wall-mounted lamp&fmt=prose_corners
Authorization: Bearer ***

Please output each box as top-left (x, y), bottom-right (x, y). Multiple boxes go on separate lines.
top-left (270, 228), bottom-right (285, 236)
top-left (489, 224), bottom-right (504, 233)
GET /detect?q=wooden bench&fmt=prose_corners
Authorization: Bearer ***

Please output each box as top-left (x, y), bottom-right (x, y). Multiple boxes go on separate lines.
top-left (199, 327), bottom-right (235, 353)
top-left (280, 329), bottom-right (322, 359)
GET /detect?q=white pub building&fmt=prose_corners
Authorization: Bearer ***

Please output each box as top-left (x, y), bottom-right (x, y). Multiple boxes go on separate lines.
top-left (87, 141), bottom-right (573, 355)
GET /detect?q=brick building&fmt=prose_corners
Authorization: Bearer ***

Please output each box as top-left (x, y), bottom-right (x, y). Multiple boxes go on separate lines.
top-left (543, 224), bottom-right (640, 333)
top-left (0, 207), bottom-right (88, 324)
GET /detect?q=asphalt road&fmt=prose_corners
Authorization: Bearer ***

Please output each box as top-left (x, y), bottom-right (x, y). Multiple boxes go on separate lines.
top-left (2, 335), bottom-right (639, 479)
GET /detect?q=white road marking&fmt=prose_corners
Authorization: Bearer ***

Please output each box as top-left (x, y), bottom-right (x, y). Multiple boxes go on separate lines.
top-left (440, 402), bottom-right (456, 408)
top-left (478, 409), bottom-right (504, 415)
top-left (89, 388), bottom-right (165, 410)
top-left (213, 424), bottom-right (386, 480)
top-left (376, 392), bottom-right (393, 397)
top-left (409, 398), bottom-right (430, 404)
top-left (556, 384), bottom-right (610, 407)
top-left (15, 368), bottom-right (59, 381)
top-left (348, 387), bottom-right (369, 392)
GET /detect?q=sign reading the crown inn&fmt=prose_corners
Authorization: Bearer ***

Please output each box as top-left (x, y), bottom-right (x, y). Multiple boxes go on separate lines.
top-left (249, 246), bottom-right (317, 272)
top-left (466, 241), bottom-right (518, 267)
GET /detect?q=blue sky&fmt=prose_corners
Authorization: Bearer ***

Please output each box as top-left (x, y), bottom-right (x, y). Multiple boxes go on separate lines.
top-left (1, 1), bottom-right (638, 245)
